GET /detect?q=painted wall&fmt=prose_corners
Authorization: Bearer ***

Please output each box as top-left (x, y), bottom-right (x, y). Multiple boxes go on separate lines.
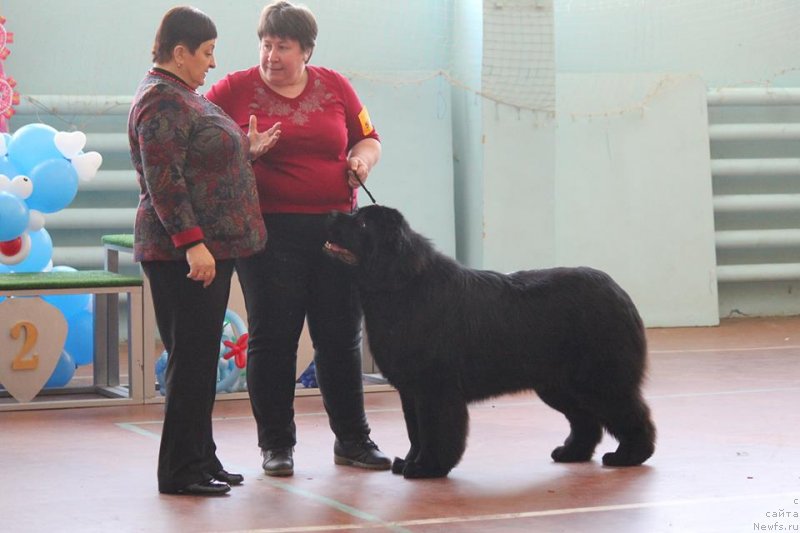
top-left (3, 0), bottom-right (457, 255)
top-left (554, 0), bottom-right (800, 320)
top-left (5, 1), bottom-right (800, 325)
top-left (482, 105), bottom-right (556, 273)
top-left (2, 0), bottom-right (452, 94)
top-left (556, 73), bottom-right (719, 326)
top-left (554, 0), bottom-right (800, 88)
top-left (451, 0), bottom-right (484, 268)
top-left (465, 0), bottom-right (557, 274)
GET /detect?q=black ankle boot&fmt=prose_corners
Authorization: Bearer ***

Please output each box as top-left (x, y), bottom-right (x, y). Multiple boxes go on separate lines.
top-left (334, 437), bottom-right (391, 470)
top-left (261, 448), bottom-right (294, 477)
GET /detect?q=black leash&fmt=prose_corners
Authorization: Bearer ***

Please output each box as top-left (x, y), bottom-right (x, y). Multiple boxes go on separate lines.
top-left (349, 170), bottom-right (377, 205)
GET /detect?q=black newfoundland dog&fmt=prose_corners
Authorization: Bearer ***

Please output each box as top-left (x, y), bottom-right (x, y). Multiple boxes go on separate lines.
top-left (325, 205), bottom-right (655, 479)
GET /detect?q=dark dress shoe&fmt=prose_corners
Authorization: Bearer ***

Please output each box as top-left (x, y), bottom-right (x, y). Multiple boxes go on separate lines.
top-left (334, 437), bottom-right (391, 470)
top-left (261, 448), bottom-right (294, 477)
top-left (173, 479), bottom-right (231, 496)
top-left (212, 469), bottom-right (244, 485)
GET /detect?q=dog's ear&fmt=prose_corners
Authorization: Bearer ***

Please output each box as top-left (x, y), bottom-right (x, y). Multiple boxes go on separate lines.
top-left (373, 207), bottom-right (412, 256)
top-left (360, 207), bottom-right (422, 288)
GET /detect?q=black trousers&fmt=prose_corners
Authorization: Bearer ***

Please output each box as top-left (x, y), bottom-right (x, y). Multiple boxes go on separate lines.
top-left (236, 213), bottom-right (370, 450)
top-left (142, 259), bottom-right (234, 493)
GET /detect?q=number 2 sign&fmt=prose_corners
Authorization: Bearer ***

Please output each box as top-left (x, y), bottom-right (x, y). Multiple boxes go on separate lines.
top-left (0, 297), bottom-right (68, 402)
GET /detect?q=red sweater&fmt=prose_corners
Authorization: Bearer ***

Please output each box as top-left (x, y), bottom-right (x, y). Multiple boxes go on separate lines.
top-left (206, 66), bottom-right (380, 214)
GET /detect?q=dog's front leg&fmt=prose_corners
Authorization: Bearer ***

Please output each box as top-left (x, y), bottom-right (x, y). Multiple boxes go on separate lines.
top-left (392, 387), bottom-right (421, 475)
top-left (401, 384), bottom-right (468, 479)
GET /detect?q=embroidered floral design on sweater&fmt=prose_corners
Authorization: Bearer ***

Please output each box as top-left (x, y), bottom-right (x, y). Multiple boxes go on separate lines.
top-left (250, 77), bottom-right (333, 125)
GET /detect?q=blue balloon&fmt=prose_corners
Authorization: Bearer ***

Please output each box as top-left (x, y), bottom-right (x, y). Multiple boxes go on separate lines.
top-left (44, 350), bottom-right (76, 388)
top-left (7, 124), bottom-right (63, 174)
top-left (157, 310), bottom-right (251, 396)
top-left (64, 307), bottom-right (94, 366)
top-left (11, 228), bottom-right (53, 273)
top-left (27, 158), bottom-right (79, 213)
top-left (0, 155), bottom-right (19, 178)
top-left (41, 266), bottom-right (93, 318)
top-left (224, 309), bottom-right (248, 337)
top-left (0, 191), bottom-right (29, 241)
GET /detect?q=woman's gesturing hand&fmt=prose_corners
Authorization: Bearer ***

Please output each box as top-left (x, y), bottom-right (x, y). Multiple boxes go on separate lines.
top-left (248, 115), bottom-right (281, 161)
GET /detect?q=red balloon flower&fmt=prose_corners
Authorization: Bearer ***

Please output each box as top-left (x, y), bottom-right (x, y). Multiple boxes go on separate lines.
top-left (222, 333), bottom-right (248, 369)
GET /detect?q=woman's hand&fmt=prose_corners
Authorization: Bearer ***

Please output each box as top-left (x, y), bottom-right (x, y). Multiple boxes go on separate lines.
top-left (248, 115), bottom-right (281, 161)
top-left (346, 156), bottom-right (370, 189)
top-left (186, 242), bottom-right (216, 288)
top-left (346, 138), bottom-right (381, 189)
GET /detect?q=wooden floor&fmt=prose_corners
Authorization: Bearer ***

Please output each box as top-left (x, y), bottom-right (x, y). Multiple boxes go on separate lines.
top-left (1, 316), bottom-right (799, 533)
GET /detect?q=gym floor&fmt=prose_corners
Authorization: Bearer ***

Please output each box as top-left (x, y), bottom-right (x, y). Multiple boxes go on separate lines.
top-left (1, 316), bottom-right (798, 533)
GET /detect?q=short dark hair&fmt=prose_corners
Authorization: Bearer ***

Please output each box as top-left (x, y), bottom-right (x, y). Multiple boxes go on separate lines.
top-left (257, 1), bottom-right (317, 54)
top-left (152, 6), bottom-right (217, 64)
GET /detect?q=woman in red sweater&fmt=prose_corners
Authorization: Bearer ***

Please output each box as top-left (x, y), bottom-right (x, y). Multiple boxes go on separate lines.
top-left (206, 0), bottom-right (388, 477)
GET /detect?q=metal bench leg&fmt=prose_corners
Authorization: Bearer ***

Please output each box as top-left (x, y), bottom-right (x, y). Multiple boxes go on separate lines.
top-left (127, 288), bottom-right (144, 402)
top-left (142, 274), bottom-right (158, 402)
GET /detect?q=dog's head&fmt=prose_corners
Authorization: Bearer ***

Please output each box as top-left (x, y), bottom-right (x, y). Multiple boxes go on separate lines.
top-left (324, 205), bottom-right (424, 289)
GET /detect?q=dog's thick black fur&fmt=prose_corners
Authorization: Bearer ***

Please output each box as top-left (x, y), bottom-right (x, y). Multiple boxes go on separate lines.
top-left (324, 205), bottom-right (655, 479)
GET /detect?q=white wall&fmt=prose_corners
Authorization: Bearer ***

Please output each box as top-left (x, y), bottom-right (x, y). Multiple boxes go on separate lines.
top-left (458, 0), bottom-right (557, 274)
top-left (2, 0), bottom-right (452, 94)
top-left (556, 73), bottom-right (719, 326)
top-left (355, 74), bottom-right (455, 256)
top-left (482, 106), bottom-right (556, 272)
top-left (6, 1), bottom-right (800, 325)
top-left (451, 0), bottom-right (484, 268)
top-left (2, 0), bottom-right (457, 255)
top-left (554, 0), bottom-right (800, 88)
top-left (554, 0), bottom-right (800, 321)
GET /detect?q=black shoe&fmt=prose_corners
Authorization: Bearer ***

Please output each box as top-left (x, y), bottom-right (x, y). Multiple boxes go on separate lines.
top-left (161, 479), bottom-right (231, 496)
top-left (261, 448), bottom-right (294, 477)
top-left (212, 469), bottom-right (244, 485)
top-left (334, 437), bottom-right (391, 470)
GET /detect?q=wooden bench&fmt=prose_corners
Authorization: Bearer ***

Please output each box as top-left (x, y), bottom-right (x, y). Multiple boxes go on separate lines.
top-left (99, 234), bottom-right (393, 403)
top-left (0, 270), bottom-right (144, 410)
top-left (102, 234), bottom-right (162, 402)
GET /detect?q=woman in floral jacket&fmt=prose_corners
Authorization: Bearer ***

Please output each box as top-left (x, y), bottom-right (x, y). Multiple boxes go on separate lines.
top-left (128, 5), bottom-right (279, 496)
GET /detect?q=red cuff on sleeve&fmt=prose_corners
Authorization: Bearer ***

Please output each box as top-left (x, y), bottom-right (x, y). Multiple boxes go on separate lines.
top-left (171, 227), bottom-right (205, 248)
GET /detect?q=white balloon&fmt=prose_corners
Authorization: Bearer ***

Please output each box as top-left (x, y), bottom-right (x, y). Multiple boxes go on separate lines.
top-left (54, 131), bottom-right (87, 159)
top-left (27, 210), bottom-right (45, 231)
top-left (71, 151), bottom-right (102, 181)
top-left (9, 175), bottom-right (33, 199)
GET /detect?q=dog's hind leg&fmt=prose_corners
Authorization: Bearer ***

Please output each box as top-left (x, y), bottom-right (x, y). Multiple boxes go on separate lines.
top-left (537, 387), bottom-right (603, 463)
top-left (599, 394), bottom-right (656, 467)
top-left (401, 385), bottom-right (468, 479)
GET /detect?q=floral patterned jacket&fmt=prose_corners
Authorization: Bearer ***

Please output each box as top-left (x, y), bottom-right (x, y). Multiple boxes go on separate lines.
top-left (128, 69), bottom-right (266, 262)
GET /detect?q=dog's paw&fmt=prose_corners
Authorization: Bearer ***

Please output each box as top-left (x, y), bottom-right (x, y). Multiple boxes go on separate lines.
top-left (402, 461), bottom-right (450, 479)
top-left (391, 457), bottom-right (406, 475)
top-left (601, 438), bottom-right (655, 467)
top-left (601, 447), bottom-right (653, 467)
top-left (551, 445), bottom-right (593, 463)
top-left (602, 451), bottom-right (638, 467)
